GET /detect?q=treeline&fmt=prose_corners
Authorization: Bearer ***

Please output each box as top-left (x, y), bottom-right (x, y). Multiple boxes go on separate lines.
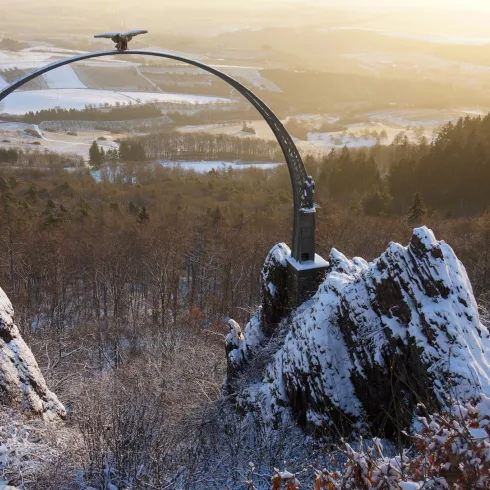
top-left (389, 115), bottom-right (490, 215)
top-left (0, 38), bottom-right (28, 51)
top-left (3, 103), bottom-right (163, 124)
top-left (0, 146), bottom-right (83, 168)
top-left (314, 113), bottom-right (490, 217)
top-left (0, 148), bottom-right (21, 164)
top-left (133, 131), bottom-right (282, 162)
top-left (167, 106), bottom-right (256, 126)
top-left (88, 140), bottom-right (146, 167)
top-left (88, 130), bottom-right (279, 166)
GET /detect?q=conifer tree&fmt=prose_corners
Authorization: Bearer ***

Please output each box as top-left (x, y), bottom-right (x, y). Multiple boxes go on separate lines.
top-left (89, 141), bottom-right (103, 167)
top-left (408, 193), bottom-right (427, 223)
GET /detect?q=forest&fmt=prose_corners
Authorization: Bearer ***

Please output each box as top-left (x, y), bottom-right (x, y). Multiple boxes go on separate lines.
top-left (120, 131), bottom-right (283, 162)
top-left (1, 114), bottom-right (490, 487)
top-left (113, 112), bottom-right (490, 217)
top-left (318, 114), bottom-right (490, 217)
top-left (1, 103), bottom-right (163, 124)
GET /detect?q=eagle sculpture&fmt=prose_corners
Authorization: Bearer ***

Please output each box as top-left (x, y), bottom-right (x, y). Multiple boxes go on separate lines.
top-left (94, 29), bottom-right (148, 51)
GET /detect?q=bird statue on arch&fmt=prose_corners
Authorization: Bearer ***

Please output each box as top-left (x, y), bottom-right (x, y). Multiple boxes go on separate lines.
top-left (94, 29), bottom-right (148, 52)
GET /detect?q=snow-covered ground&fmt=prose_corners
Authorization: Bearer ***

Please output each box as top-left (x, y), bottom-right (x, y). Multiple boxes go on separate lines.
top-left (342, 51), bottom-right (490, 84)
top-left (0, 89), bottom-right (235, 115)
top-left (211, 65), bottom-right (282, 92)
top-left (142, 64), bottom-right (282, 92)
top-left (0, 122), bottom-right (120, 158)
top-left (177, 119), bottom-right (425, 153)
top-left (307, 132), bottom-right (380, 150)
top-left (0, 46), bottom-right (132, 71)
top-left (43, 65), bottom-right (86, 89)
top-left (0, 121), bottom-right (32, 131)
top-left (367, 108), bottom-right (487, 128)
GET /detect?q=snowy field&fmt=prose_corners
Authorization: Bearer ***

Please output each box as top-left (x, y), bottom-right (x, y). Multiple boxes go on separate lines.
top-left (210, 65), bottom-right (282, 92)
top-left (342, 51), bottom-right (490, 85)
top-left (141, 64), bottom-right (282, 92)
top-left (43, 65), bottom-right (87, 89)
top-left (0, 46), bottom-right (236, 115)
top-left (0, 122), bottom-right (119, 158)
top-left (306, 132), bottom-right (380, 151)
top-left (176, 107), bottom-right (490, 154)
top-left (0, 46), bottom-right (132, 72)
top-left (0, 89), bottom-right (235, 115)
top-left (367, 109), bottom-right (487, 127)
top-left (177, 119), bottom-right (422, 153)
top-left (0, 46), bottom-right (237, 115)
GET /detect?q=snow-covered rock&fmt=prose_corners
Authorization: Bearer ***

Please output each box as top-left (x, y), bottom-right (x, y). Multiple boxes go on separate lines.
top-left (226, 227), bottom-right (490, 436)
top-left (0, 288), bottom-right (65, 421)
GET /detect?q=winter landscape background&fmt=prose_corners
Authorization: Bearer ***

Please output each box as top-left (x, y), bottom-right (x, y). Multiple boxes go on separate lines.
top-left (1, 0), bottom-right (490, 488)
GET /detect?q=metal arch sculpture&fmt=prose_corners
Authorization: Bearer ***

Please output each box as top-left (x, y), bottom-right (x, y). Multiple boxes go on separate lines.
top-left (0, 49), bottom-right (316, 262)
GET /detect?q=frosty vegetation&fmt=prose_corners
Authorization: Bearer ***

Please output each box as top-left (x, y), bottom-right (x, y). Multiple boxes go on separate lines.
top-left (0, 223), bottom-right (489, 488)
top-left (1, 116), bottom-right (490, 488)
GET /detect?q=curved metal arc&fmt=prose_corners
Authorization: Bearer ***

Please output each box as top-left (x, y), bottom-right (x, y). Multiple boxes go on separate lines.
top-left (0, 49), bottom-right (309, 260)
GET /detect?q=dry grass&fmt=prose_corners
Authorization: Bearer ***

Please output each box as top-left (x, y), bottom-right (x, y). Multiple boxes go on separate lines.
top-left (0, 407), bottom-right (84, 489)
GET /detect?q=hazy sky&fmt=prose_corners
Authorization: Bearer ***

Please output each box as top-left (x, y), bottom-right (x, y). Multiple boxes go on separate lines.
top-left (282, 0), bottom-right (490, 11)
top-left (3, 0), bottom-right (490, 13)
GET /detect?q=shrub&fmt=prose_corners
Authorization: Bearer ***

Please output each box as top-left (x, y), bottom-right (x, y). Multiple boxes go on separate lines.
top-left (258, 396), bottom-right (490, 489)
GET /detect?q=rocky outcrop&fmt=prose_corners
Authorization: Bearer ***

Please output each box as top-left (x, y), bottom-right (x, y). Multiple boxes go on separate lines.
top-left (225, 227), bottom-right (490, 436)
top-left (0, 288), bottom-right (65, 421)
top-left (261, 243), bottom-right (291, 335)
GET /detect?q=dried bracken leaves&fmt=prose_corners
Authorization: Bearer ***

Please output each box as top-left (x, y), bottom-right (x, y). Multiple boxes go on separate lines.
top-left (264, 395), bottom-right (490, 490)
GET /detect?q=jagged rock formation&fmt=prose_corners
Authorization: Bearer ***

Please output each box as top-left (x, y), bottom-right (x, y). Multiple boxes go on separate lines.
top-left (261, 242), bottom-right (291, 335)
top-left (0, 288), bottom-right (65, 421)
top-left (225, 227), bottom-right (490, 436)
